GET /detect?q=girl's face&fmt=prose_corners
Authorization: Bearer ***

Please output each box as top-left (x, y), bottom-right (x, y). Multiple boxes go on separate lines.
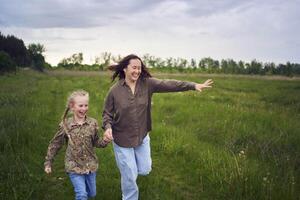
top-left (71, 95), bottom-right (89, 120)
top-left (124, 59), bottom-right (142, 82)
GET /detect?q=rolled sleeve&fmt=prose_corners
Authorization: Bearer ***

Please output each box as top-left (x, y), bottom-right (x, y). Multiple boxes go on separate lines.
top-left (92, 121), bottom-right (108, 148)
top-left (102, 90), bottom-right (114, 130)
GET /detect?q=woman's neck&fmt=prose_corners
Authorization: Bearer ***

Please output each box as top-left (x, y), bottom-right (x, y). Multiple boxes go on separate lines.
top-left (125, 77), bottom-right (137, 95)
top-left (125, 77), bottom-right (137, 87)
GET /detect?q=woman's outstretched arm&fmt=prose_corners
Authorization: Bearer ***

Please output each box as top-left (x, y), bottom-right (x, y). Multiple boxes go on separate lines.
top-left (148, 77), bottom-right (213, 93)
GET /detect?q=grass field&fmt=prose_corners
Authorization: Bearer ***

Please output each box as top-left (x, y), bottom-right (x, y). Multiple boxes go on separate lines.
top-left (0, 69), bottom-right (300, 200)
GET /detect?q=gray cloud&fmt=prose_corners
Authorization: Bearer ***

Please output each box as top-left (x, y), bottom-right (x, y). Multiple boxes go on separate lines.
top-left (1, 0), bottom-right (299, 64)
top-left (185, 0), bottom-right (249, 17)
top-left (0, 0), bottom-right (263, 28)
top-left (2, 0), bottom-right (297, 30)
top-left (0, 0), bottom-right (164, 28)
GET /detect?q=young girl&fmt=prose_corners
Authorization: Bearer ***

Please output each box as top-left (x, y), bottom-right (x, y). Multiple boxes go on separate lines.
top-left (44, 90), bottom-right (111, 200)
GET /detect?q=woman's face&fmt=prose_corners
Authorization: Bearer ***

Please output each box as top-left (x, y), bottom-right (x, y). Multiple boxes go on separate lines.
top-left (124, 58), bottom-right (142, 82)
top-left (71, 95), bottom-right (89, 120)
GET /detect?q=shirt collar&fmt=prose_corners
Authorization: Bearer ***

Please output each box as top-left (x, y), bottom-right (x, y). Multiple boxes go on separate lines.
top-left (70, 116), bottom-right (91, 127)
top-left (119, 77), bottom-right (142, 87)
top-left (120, 78), bottom-right (126, 86)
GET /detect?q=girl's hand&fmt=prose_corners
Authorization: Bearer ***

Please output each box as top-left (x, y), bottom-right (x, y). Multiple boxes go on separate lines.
top-left (104, 128), bottom-right (113, 142)
top-left (195, 79), bottom-right (213, 92)
top-left (45, 166), bottom-right (52, 174)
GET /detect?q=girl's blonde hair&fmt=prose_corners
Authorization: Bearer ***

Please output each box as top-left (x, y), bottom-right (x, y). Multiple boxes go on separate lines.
top-left (61, 90), bottom-right (89, 144)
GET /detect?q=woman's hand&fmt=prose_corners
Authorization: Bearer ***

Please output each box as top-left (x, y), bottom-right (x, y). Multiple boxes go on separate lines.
top-left (104, 128), bottom-right (114, 142)
top-left (195, 79), bottom-right (213, 92)
top-left (45, 166), bottom-right (52, 174)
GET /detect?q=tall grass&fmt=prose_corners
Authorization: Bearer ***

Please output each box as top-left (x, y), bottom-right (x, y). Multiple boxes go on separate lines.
top-left (0, 70), bottom-right (299, 199)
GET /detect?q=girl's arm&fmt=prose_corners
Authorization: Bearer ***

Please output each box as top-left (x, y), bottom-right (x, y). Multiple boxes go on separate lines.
top-left (148, 77), bottom-right (213, 93)
top-left (92, 121), bottom-right (110, 148)
top-left (44, 123), bottom-right (66, 171)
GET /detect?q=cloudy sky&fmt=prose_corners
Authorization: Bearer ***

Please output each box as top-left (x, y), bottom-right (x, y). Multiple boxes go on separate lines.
top-left (1, 0), bottom-right (299, 65)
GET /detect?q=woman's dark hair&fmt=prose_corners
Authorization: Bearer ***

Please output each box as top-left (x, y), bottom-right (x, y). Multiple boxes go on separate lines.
top-left (108, 54), bottom-right (152, 82)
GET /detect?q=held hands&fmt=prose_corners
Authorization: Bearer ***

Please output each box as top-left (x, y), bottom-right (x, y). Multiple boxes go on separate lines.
top-left (103, 128), bottom-right (114, 143)
top-left (45, 166), bottom-right (52, 174)
top-left (195, 79), bottom-right (213, 92)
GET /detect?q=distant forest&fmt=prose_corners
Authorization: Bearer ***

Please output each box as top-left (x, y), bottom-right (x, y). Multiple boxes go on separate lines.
top-left (59, 52), bottom-right (300, 76)
top-left (1, 32), bottom-right (299, 76)
top-left (0, 32), bottom-right (51, 73)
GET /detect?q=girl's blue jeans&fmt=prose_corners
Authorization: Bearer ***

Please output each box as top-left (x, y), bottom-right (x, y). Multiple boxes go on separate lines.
top-left (68, 171), bottom-right (97, 200)
top-left (113, 134), bottom-right (152, 200)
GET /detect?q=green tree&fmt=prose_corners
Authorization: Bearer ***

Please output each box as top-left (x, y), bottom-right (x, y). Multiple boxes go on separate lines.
top-left (237, 61), bottom-right (245, 74)
top-left (57, 58), bottom-right (71, 68)
top-left (28, 43), bottom-right (45, 55)
top-left (264, 62), bottom-right (276, 75)
top-left (94, 52), bottom-right (112, 70)
top-left (191, 58), bottom-right (197, 69)
top-left (0, 51), bottom-right (16, 73)
top-left (221, 59), bottom-right (228, 73)
top-left (58, 53), bottom-right (83, 69)
top-left (28, 43), bottom-right (46, 71)
top-left (71, 53), bottom-right (83, 65)
top-left (0, 32), bottom-right (30, 67)
top-left (199, 57), bottom-right (216, 73)
top-left (247, 59), bottom-right (263, 74)
top-left (227, 59), bottom-right (238, 74)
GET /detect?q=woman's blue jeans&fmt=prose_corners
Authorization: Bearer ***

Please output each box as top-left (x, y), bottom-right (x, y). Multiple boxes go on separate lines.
top-left (68, 172), bottom-right (97, 200)
top-left (113, 134), bottom-right (152, 200)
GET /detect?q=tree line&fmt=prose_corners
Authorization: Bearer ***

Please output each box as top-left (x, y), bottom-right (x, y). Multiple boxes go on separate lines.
top-left (1, 32), bottom-right (299, 76)
top-left (57, 52), bottom-right (120, 71)
top-left (57, 52), bottom-right (300, 76)
top-left (0, 32), bottom-right (49, 73)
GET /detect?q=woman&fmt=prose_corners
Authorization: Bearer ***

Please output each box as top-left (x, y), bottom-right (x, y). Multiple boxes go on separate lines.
top-left (102, 54), bottom-right (213, 200)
